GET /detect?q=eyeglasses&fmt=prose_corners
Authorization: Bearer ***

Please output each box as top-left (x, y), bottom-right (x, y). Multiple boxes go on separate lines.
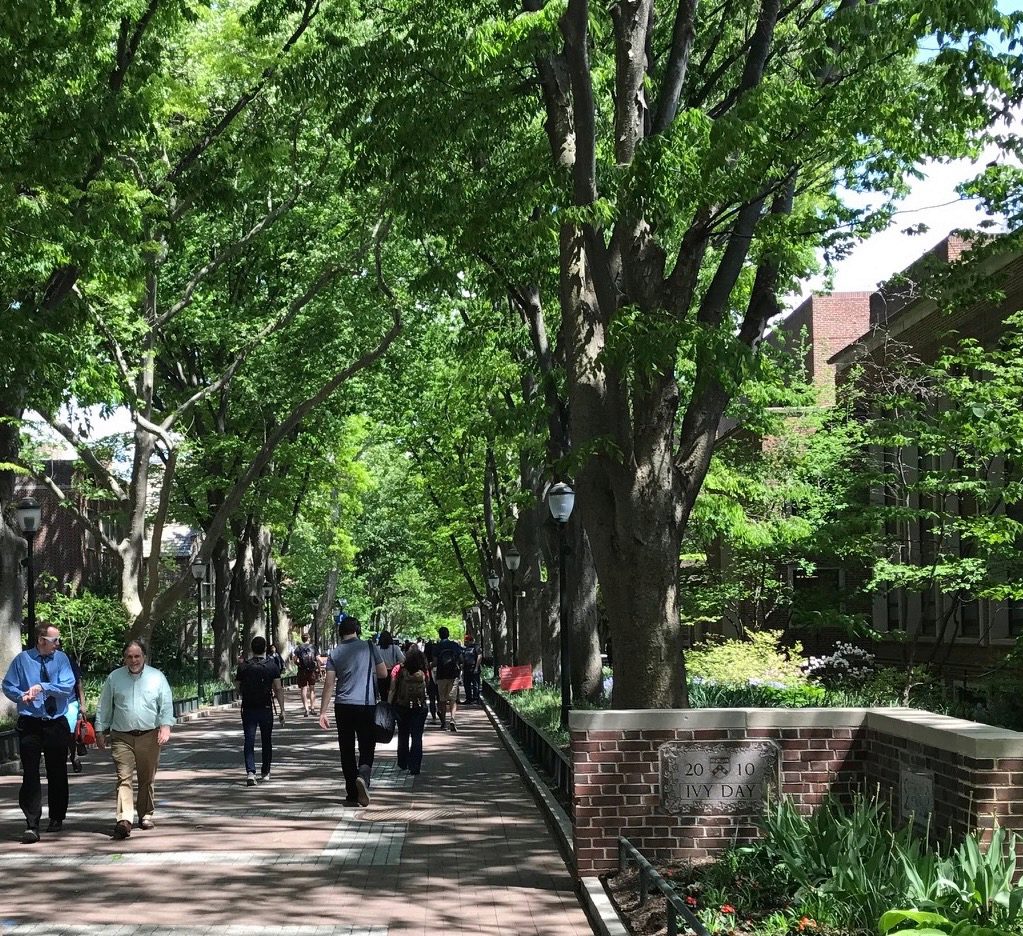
top-left (39, 635), bottom-right (60, 643)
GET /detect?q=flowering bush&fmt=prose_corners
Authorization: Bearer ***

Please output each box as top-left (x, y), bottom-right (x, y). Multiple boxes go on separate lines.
top-left (803, 641), bottom-right (876, 688)
top-left (686, 631), bottom-right (807, 688)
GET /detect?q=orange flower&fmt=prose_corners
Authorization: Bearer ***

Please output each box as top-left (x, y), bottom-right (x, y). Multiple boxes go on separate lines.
top-left (685, 896), bottom-right (698, 907)
top-left (721, 905), bottom-right (736, 914)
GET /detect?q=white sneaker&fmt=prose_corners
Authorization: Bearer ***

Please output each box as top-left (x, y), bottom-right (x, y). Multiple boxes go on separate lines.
top-left (260, 772), bottom-right (271, 783)
top-left (246, 773), bottom-right (256, 786)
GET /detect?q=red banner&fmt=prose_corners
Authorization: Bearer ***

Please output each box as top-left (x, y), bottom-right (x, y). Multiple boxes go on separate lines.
top-left (499, 664), bottom-right (533, 692)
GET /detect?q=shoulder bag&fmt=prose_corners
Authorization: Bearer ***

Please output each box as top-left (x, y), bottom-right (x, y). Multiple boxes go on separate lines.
top-left (367, 640), bottom-right (395, 744)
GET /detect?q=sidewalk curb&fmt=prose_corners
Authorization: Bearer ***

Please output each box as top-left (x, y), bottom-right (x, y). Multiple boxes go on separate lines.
top-left (580, 877), bottom-right (630, 936)
top-left (176, 699), bottom-right (240, 723)
top-left (482, 697), bottom-right (573, 864)
top-left (482, 698), bottom-right (629, 936)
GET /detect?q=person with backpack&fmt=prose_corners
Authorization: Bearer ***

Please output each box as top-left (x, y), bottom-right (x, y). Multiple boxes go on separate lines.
top-left (376, 630), bottom-right (405, 697)
top-left (423, 639), bottom-right (439, 724)
top-left (387, 646), bottom-right (429, 775)
top-left (461, 634), bottom-right (482, 705)
top-left (319, 617), bottom-right (387, 807)
top-left (433, 626), bottom-right (463, 732)
top-left (236, 636), bottom-right (286, 786)
top-left (292, 631), bottom-right (319, 717)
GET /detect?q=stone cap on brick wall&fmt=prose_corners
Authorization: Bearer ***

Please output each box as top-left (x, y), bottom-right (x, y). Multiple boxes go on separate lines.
top-left (569, 707), bottom-right (1023, 759)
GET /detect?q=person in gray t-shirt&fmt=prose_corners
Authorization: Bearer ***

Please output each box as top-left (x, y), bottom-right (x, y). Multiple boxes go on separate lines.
top-left (319, 617), bottom-right (386, 806)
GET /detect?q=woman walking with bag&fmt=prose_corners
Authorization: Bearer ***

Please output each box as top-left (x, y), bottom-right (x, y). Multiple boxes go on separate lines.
top-left (388, 647), bottom-right (428, 776)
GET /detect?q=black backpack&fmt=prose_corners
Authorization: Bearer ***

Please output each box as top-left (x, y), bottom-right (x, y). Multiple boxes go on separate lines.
top-left (462, 645), bottom-right (478, 670)
top-left (297, 644), bottom-right (317, 672)
top-left (435, 642), bottom-right (461, 679)
top-left (238, 658), bottom-right (277, 708)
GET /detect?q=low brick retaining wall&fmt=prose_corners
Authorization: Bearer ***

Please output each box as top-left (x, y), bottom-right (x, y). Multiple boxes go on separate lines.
top-left (570, 707), bottom-right (1023, 875)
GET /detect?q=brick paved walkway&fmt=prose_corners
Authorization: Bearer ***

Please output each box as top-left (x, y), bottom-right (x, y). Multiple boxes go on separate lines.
top-left (0, 691), bottom-right (592, 936)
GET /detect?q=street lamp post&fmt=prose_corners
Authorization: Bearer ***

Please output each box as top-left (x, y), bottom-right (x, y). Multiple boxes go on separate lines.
top-left (548, 482), bottom-right (576, 729)
top-left (310, 600), bottom-right (319, 654)
top-left (190, 559), bottom-right (208, 702)
top-left (15, 498), bottom-right (42, 646)
top-left (503, 545), bottom-right (521, 666)
top-left (487, 570), bottom-right (500, 679)
top-left (262, 582), bottom-right (273, 648)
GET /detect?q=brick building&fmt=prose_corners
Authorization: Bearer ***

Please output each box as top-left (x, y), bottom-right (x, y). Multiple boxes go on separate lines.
top-left (829, 235), bottom-right (1023, 673)
top-left (12, 459), bottom-right (119, 596)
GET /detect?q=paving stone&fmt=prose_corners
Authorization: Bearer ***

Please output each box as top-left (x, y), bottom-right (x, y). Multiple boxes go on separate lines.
top-left (0, 690), bottom-right (590, 935)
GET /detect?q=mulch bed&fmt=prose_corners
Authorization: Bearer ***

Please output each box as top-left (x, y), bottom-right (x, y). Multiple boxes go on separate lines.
top-left (602, 861), bottom-right (698, 936)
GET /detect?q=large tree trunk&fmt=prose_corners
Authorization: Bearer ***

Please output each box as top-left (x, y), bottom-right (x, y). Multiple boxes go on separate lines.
top-left (120, 424), bottom-right (155, 621)
top-left (568, 518), bottom-right (603, 702)
top-left (212, 537), bottom-right (235, 683)
top-left (516, 507), bottom-right (545, 674)
top-left (0, 394), bottom-right (26, 718)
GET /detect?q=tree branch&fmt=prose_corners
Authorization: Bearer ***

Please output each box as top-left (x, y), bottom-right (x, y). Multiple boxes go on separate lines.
top-left (38, 414), bottom-right (128, 504)
top-left (27, 467), bottom-right (120, 553)
top-left (155, 191), bottom-right (300, 329)
top-left (162, 0), bottom-right (320, 188)
top-left (652, 0), bottom-right (699, 134)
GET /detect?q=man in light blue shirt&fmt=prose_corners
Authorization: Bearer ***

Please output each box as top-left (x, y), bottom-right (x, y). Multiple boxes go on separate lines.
top-left (95, 639), bottom-right (174, 840)
top-left (2, 624), bottom-right (76, 843)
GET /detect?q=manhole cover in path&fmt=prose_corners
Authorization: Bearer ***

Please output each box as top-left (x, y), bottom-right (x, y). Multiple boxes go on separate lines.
top-left (356, 806), bottom-right (477, 823)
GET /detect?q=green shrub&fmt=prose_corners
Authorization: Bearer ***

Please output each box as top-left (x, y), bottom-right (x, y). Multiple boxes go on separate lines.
top-left (688, 680), bottom-right (827, 708)
top-left (36, 587), bottom-right (130, 674)
top-left (686, 631), bottom-right (807, 687)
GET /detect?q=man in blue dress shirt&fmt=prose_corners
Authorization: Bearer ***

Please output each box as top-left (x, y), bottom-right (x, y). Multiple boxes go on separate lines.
top-left (2, 624), bottom-right (76, 843)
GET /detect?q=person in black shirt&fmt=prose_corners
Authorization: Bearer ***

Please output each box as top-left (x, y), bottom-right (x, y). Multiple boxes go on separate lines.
top-left (235, 637), bottom-right (286, 785)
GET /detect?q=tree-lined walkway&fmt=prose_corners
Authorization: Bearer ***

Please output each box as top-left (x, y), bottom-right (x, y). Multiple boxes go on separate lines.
top-left (0, 691), bottom-right (591, 935)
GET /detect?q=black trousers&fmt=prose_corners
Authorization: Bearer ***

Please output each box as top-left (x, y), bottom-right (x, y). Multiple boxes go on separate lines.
top-left (241, 707), bottom-right (274, 776)
top-left (17, 715), bottom-right (71, 828)
top-left (462, 668), bottom-right (481, 702)
top-left (334, 703), bottom-right (376, 801)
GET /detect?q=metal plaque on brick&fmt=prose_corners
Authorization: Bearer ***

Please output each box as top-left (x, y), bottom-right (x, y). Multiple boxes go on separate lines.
top-left (899, 766), bottom-right (933, 831)
top-left (659, 741), bottom-right (779, 815)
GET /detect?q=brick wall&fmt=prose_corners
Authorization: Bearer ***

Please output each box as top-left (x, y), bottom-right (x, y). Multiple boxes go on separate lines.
top-left (570, 708), bottom-right (1023, 875)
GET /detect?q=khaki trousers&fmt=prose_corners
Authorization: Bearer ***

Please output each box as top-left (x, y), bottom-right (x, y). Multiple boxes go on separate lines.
top-left (110, 729), bottom-right (161, 824)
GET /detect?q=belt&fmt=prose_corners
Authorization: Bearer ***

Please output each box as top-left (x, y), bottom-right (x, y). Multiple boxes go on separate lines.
top-left (115, 728), bottom-right (156, 736)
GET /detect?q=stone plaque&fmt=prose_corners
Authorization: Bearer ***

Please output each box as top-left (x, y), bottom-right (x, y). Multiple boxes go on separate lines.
top-left (659, 741), bottom-right (779, 815)
top-left (899, 766), bottom-right (934, 830)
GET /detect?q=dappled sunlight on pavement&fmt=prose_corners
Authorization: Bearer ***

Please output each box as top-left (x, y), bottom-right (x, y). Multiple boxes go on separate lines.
top-left (0, 688), bottom-right (591, 935)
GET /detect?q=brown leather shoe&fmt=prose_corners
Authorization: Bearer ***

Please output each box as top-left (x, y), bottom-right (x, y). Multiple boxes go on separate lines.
top-left (112, 820), bottom-right (131, 840)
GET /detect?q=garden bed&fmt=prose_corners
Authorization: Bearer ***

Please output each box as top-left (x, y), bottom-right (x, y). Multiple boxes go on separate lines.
top-left (594, 793), bottom-right (1023, 936)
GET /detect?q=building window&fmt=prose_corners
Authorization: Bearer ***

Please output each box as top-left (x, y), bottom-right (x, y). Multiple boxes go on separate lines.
top-left (886, 588), bottom-right (901, 631)
top-left (960, 598), bottom-right (980, 638)
top-left (1009, 600), bottom-right (1023, 638)
top-left (920, 589), bottom-right (937, 637)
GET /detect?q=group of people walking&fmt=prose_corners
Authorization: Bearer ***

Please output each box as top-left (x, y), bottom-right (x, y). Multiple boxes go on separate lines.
top-left (3, 620), bottom-right (484, 840)
top-left (2, 624), bottom-right (174, 843)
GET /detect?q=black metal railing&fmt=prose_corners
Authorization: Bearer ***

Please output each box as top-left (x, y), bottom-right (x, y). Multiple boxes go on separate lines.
top-left (618, 836), bottom-right (709, 936)
top-left (482, 680), bottom-right (573, 811)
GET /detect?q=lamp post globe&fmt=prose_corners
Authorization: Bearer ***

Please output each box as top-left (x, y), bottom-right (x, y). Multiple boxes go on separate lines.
top-left (546, 481), bottom-right (576, 729)
top-left (503, 545), bottom-right (521, 572)
top-left (15, 497), bottom-right (42, 534)
top-left (190, 559), bottom-right (208, 702)
top-left (547, 481), bottom-right (576, 523)
top-left (502, 545), bottom-right (521, 665)
top-left (487, 571), bottom-right (501, 678)
top-left (15, 497), bottom-right (42, 644)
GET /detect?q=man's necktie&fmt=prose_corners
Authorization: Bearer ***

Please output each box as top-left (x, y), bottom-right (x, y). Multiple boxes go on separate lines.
top-left (39, 657), bottom-right (57, 717)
